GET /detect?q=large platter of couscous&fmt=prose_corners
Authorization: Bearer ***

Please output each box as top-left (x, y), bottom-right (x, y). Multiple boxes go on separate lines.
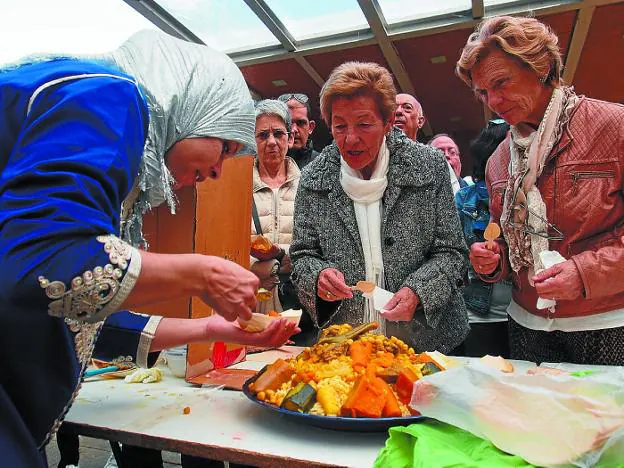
top-left (242, 322), bottom-right (452, 431)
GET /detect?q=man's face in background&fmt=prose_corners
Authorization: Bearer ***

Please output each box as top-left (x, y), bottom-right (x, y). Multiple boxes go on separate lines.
top-left (287, 100), bottom-right (316, 150)
top-left (430, 135), bottom-right (462, 177)
top-left (394, 94), bottom-right (424, 141)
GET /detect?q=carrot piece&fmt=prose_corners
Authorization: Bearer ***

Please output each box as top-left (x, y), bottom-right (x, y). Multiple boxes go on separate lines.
top-left (379, 379), bottom-right (402, 418)
top-left (340, 373), bottom-right (387, 418)
top-left (395, 367), bottom-right (419, 405)
top-left (349, 341), bottom-right (373, 371)
top-left (252, 359), bottom-right (294, 394)
top-left (341, 376), bottom-right (363, 417)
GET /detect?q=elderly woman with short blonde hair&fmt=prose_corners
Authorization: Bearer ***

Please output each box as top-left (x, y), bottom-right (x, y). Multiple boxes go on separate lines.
top-left (290, 62), bottom-right (469, 353)
top-left (457, 16), bottom-right (624, 365)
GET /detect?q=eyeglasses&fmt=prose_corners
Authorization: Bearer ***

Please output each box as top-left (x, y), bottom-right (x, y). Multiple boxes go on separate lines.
top-left (277, 93), bottom-right (309, 105)
top-left (505, 177), bottom-right (564, 241)
top-left (255, 129), bottom-right (289, 141)
top-left (488, 118), bottom-right (507, 127)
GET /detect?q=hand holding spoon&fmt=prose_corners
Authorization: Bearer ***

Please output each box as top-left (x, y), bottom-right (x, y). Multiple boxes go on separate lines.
top-left (484, 222), bottom-right (501, 250)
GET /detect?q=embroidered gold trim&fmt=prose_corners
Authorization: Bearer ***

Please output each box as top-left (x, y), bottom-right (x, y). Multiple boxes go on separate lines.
top-left (38, 235), bottom-right (138, 322)
top-left (137, 315), bottom-right (163, 368)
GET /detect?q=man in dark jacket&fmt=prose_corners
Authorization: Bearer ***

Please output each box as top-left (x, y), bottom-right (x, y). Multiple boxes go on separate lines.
top-left (278, 93), bottom-right (319, 169)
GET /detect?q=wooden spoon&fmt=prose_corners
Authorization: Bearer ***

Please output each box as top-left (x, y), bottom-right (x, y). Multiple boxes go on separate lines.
top-left (350, 280), bottom-right (375, 294)
top-left (484, 222), bottom-right (501, 250)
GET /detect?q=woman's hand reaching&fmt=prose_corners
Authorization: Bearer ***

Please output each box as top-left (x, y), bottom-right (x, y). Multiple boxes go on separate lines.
top-left (381, 287), bottom-right (420, 321)
top-left (317, 268), bottom-right (353, 302)
top-left (150, 314), bottom-right (300, 352)
top-left (204, 314), bottom-right (300, 348)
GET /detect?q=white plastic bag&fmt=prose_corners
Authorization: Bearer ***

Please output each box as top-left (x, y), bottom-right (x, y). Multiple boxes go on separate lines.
top-left (410, 362), bottom-right (624, 466)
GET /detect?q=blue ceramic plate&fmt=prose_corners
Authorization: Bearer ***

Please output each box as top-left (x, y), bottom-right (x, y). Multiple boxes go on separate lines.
top-left (242, 375), bottom-right (425, 432)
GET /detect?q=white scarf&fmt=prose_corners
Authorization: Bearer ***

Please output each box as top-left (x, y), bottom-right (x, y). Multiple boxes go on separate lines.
top-left (340, 138), bottom-right (389, 333)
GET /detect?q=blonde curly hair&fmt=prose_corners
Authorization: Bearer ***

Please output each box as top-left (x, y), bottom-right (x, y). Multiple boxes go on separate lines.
top-left (456, 16), bottom-right (563, 89)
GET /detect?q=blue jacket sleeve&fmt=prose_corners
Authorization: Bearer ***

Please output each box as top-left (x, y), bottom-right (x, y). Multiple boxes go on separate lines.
top-left (94, 311), bottom-right (162, 368)
top-left (0, 75), bottom-right (148, 323)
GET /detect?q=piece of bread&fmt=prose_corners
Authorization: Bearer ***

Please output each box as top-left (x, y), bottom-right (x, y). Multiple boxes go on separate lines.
top-left (480, 354), bottom-right (514, 373)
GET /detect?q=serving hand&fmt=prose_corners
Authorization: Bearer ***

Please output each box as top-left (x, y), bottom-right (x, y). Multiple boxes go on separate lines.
top-left (205, 315), bottom-right (300, 347)
top-left (200, 256), bottom-right (258, 322)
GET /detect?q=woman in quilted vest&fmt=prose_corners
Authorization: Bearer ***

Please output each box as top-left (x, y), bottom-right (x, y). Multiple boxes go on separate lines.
top-left (457, 16), bottom-right (624, 365)
top-left (250, 100), bottom-right (302, 315)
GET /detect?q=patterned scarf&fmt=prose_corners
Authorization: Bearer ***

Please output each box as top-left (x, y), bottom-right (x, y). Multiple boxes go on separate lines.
top-left (500, 86), bottom-right (579, 275)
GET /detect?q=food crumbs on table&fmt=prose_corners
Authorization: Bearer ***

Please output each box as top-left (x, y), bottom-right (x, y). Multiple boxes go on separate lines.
top-left (183, 406), bottom-right (191, 415)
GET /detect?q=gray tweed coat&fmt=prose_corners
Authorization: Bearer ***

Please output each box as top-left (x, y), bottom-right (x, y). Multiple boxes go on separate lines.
top-left (290, 128), bottom-right (469, 353)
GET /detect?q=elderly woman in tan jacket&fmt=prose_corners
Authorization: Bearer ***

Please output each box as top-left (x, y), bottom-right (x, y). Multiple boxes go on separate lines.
top-left (251, 99), bottom-right (301, 316)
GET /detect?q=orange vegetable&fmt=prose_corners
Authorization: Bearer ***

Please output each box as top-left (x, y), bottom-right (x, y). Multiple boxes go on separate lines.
top-left (349, 341), bottom-right (373, 371)
top-left (267, 310), bottom-right (280, 317)
top-left (183, 406), bottom-right (191, 415)
top-left (340, 374), bottom-right (388, 418)
top-left (252, 359), bottom-right (294, 394)
top-left (396, 367), bottom-right (419, 404)
top-left (379, 379), bottom-right (402, 418)
top-left (370, 352), bottom-right (395, 369)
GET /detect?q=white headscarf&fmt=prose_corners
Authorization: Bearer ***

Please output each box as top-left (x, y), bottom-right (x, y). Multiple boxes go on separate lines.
top-left (107, 30), bottom-right (257, 245)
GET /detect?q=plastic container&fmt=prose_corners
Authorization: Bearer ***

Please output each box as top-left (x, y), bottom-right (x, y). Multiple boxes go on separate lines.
top-left (163, 345), bottom-right (187, 378)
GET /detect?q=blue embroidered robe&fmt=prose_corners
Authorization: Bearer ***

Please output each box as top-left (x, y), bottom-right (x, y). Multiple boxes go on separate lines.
top-left (0, 58), bottom-right (154, 466)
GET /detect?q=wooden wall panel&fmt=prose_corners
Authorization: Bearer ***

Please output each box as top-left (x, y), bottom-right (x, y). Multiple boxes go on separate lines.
top-left (572, 3), bottom-right (624, 103)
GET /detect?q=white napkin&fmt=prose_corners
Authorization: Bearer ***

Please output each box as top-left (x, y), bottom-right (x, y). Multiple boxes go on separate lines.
top-left (363, 286), bottom-right (394, 312)
top-left (536, 250), bottom-right (567, 311)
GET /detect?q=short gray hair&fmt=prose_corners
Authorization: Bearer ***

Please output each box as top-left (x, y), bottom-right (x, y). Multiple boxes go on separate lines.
top-left (254, 99), bottom-right (291, 132)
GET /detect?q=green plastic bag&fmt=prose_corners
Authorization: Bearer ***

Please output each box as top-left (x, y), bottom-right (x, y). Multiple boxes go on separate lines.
top-left (375, 421), bottom-right (533, 468)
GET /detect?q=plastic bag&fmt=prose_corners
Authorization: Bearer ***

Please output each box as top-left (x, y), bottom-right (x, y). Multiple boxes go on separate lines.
top-left (410, 362), bottom-right (624, 466)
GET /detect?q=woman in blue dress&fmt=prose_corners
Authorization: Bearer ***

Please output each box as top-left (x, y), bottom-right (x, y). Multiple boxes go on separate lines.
top-left (0, 30), bottom-right (298, 466)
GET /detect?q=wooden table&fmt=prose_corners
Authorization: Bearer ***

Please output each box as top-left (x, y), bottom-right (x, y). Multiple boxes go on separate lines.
top-left (63, 348), bottom-right (387, 467)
